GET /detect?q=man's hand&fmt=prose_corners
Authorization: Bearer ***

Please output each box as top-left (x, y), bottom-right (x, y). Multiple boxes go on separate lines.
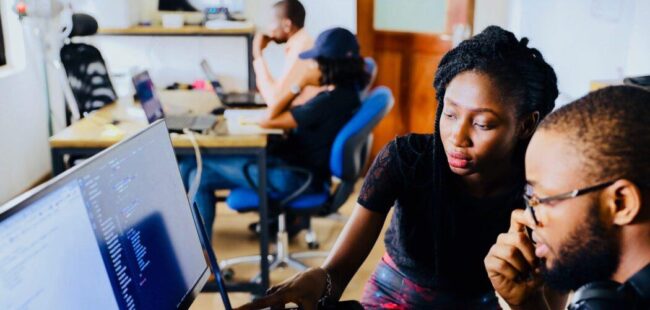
top-left (485, 209), bottom-right (544, 307)
top-left (253, 33), bottom-right (272, 59)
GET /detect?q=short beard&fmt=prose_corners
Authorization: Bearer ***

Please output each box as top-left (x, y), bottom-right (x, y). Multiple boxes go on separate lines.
top-left (540, 205), bottom-right (620, 291)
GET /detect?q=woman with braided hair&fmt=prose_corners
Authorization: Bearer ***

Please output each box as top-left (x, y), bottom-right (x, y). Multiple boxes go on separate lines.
top-left (238, 26), bottom-right (561, 310)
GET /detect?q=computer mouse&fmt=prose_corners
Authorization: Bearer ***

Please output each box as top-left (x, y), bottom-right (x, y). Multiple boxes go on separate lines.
top-left (211, 106), bottom-right (226, 115)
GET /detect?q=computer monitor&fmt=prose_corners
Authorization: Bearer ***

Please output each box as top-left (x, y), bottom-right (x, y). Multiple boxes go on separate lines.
top-left (0, 121), bottom-right (209, 310)
top-left (0, 10), bottom-right (6, 67)
top-left (159, 0), bottom-right (198, 12)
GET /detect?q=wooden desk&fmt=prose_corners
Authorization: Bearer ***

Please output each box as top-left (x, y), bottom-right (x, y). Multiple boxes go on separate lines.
top-left (99, 25), bottom-right (255, 36)
top-left (49, 94), bottom-right (272, 295)
top-left (98, 25), bottom-right (256, 91)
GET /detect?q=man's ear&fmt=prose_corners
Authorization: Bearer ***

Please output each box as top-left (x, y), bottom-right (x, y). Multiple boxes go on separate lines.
top-left (281, 18), bottom-right (293, 33)
top-left (519, 111), bottom-right (540, 139)
top-left (605, 179), bottom-right (643, 226)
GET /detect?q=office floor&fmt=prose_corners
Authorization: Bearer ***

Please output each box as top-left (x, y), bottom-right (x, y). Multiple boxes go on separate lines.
top-left (190, 182), bottom-right (387, 310)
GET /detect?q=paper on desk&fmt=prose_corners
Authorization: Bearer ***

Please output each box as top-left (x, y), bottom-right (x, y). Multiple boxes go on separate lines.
top-left (223, 109), bottom-right (283, 135)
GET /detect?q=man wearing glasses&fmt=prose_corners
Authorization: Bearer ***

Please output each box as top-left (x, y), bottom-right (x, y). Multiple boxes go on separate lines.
top-left (485, 85), bottom-right (650, 309)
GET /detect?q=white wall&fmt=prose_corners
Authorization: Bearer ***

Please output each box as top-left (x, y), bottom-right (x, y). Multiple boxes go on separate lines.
top-left (473, 0), bottom-right (512, 33)
top-left (77, 0), bottom-right (356, 93)
top-left (0, 1), bottom-right (52, 204)
top-left (475, 0), bottom-right (650, 106)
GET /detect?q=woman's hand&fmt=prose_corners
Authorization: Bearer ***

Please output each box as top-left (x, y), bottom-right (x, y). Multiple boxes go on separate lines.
top-left (484, 209), bottom-right (544, 308)
top-left (235, 267), bottom-right (328, 310)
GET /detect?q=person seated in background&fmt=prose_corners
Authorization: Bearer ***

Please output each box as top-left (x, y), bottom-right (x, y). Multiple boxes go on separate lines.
top-left (253, 0), bottom-right (322, 109)
top-left (485, 86), bottom-right (650, 309)
top-left (185, 27), bottom-right (369, 238)
top-left (236, 26), bottom-right (560, 310)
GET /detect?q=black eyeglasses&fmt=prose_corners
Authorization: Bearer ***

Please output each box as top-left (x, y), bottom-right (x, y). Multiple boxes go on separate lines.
top-left (523, 180), bottom-right (616, 226)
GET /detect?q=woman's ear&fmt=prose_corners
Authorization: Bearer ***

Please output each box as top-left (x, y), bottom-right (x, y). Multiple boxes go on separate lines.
top-left (519, 111), bottom-right (540, 139)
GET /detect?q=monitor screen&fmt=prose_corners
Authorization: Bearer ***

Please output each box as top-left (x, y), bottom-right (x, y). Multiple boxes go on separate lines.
top-left (0, 121), bottom-right (209, 310)
top-left (159, 0), bottom-right (198, 12)
top-left (0, 7), bottom-right (7, 67)
top-left (132, 71), bottom-right (165, 124)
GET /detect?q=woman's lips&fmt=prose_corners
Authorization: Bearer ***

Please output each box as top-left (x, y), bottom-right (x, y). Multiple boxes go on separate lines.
top-left (448, 152), bottom-right (471, 169)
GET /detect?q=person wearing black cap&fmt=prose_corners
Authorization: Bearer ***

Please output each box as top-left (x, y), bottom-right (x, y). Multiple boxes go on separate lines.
top-left (184, 27), bottom-right (368, 240)
top-left (261, 27), bottom-right (369, 182)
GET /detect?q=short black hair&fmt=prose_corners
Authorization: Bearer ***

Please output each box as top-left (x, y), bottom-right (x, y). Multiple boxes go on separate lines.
top-left (274, 0), bottom-right (306, 29)
top-left (539, 85), bottom-right (650, 182)
top-left (317, 57), bottom-right (370, 89)
top-left (428, 26), bottom-right (559, 275)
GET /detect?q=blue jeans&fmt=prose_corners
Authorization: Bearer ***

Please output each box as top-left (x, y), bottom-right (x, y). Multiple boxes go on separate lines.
top-left (179, 155), bottom-right (309, 236)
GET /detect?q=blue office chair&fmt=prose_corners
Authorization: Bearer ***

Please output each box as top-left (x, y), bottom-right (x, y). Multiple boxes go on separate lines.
top-left (220, 87), bottom-right (394, 281)
top-left (360, 57), bottom-right (378, 100)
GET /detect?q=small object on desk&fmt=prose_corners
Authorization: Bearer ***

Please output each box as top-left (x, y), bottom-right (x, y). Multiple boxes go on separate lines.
top-left (161, 13), bottom-right (184, 29)
top-left (165, 82), bottom-right (194, 90)
top-left (223, 109), bottom-right (283, 135)
top-left (590, 79), bottom-right (623, 91)
top-left (624, 75), bottom-right (650, 91)
top-left (100, 124), bottom-right (125, 138)
top-left (211, 107), bottom-right (226, 115)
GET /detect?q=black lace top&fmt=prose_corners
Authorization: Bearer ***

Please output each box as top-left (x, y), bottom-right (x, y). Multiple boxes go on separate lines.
top-left (358, 134), bottom-right (524, 294)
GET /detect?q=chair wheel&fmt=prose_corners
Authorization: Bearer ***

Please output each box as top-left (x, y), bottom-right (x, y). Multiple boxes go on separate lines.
top-left (222, 268), bottom-right (235, 281)
top-left (308, 241), bottom-right (319, 250)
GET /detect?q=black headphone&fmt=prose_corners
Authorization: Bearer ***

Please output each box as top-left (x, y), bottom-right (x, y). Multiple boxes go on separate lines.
top-left (569, 281), bottom-right (629, 309)
top-left (568, 264), bottom-right (650, 309)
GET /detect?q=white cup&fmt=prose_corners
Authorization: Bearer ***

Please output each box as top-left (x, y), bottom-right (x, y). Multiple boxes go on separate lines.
top-left (161, 13), bottom-right (184, 29)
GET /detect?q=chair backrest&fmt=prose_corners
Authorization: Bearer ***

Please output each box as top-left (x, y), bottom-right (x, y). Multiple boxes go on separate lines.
top-left (60, 13), bottom-right (116, 117)
top-left (359, 57), bottom-right (378, 100)
top-left (325, 87), bottom-right (393, 213)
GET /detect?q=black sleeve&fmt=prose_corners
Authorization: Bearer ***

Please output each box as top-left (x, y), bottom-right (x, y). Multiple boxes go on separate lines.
top-left (357, 140), bottom-right (402, 214)
top-left (290, 92), bottom-right (330, 128)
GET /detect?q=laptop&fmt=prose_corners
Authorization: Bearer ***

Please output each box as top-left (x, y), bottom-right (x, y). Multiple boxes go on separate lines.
top-left (132, 71), bottom-right (218, 132)
top-left (200, 59), bottom-right (266, 107)
top-left (0, 121), bottom-right (214, 310)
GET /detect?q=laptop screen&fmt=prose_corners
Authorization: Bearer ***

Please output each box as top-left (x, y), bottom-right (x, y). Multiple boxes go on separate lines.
top-left (0, 121), bottom-right (209, 310)
top-left (200, 59), bottom-right (226, 101)
top-left (133, 71), bottom-right (165, 124)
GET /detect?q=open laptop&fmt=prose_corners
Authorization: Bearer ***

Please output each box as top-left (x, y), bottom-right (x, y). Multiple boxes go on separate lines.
top-left (0, 121), bottom-right (213, 310)
top-left (200, 59), bottom-right (266, 107)
top-left (132, 71), bottom-right (218, 132)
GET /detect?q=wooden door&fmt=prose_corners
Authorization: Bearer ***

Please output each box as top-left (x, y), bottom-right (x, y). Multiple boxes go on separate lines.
top-left (358, 0), bottom-right (474, 157)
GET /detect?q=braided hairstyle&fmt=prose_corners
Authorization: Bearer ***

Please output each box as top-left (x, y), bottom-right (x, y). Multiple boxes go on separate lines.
top-left (429, 26), bottom-right (558, 274)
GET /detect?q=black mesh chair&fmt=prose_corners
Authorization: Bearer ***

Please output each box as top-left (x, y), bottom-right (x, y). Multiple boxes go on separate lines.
top-left (60, 13), bottom-right (116, 119)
